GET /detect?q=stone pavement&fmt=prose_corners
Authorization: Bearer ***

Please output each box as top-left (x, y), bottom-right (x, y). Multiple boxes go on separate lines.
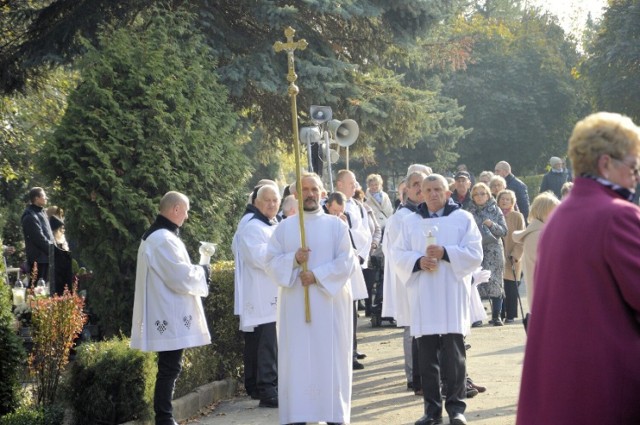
top-left (184, 293), bottom-right (529, 425)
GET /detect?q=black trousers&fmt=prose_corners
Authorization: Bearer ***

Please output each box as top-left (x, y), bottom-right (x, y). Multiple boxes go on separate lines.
top-left (412, 337), bottom-right (421, 389)
top-left (155, 349), bottom-right (183, 425)
top-left (243, 322), bottom-right (278, 400)
top-left (503, 279), bottom-right (519, 320)
top-left (417, 334), bottom-right (466, 418)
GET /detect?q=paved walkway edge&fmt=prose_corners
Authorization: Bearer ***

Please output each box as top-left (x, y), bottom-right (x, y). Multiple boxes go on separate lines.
top-left (120, 378), bottom-right (239, 425)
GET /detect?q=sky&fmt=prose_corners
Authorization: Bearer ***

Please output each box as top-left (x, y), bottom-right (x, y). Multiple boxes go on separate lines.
top-left (531, 0), bottom-right (608, 37)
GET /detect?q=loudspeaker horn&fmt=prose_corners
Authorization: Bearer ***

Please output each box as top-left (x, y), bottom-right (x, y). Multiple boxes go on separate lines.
top-left (327, 119), bottom-right (359, 147)
top-left (299, 126), bottom-right (322, 145)
top-left (321, 146), bottom-right (340, 163)
top-left (310, 105), bottom-right (332, 124)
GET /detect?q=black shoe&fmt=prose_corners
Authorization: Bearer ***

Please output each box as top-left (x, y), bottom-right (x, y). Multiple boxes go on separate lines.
top-left (466, 387), bottom-right (479, 398)
top-left (353, 360), bottom-right (365, 370)
top-left (355, 351), bottom-right (367, 360)
top-left (505, 318), bottom-right (515, 324)
top-left (449, 413), bottom-right (467, 425)
top-left (258, 396), bottom-right (278, 408)
top-left (471, 321), bottom-right (483, 328)
top-left (493, 318), bottom-right (504, 326)
top-left (414, 414), bottom-right (443, 425)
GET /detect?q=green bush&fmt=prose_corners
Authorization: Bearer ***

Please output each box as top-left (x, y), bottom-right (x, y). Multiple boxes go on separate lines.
top-left (521, 174), bottom-right (544, 201)
top-left (174, 261), bottom-right (242, 398)
top-left (66, 337), bottom-right (156, 425)
top-left (0, 405), bottom-right (64, 425)
top-left (0, 257), bottom-right (25, 415)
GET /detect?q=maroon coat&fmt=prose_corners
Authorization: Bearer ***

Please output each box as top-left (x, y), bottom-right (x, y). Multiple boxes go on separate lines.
top-left (517, 178), bottom-right (640, 424)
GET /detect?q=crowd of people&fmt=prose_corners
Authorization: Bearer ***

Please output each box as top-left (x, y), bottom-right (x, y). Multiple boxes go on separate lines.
top-left (224, 156), bottom-right (576, 425)
top-left (9, 111), bottom-right (640, 425)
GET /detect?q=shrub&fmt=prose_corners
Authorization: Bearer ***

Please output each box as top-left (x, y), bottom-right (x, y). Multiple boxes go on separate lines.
top-left (0, 254), bottom-right (25, 415)
top-left (29, 282), bottom-right (86, 406)
top-left (1, 406), bottom-right (64, 425)
top-left (66, 337), bottom-right (156, 425)
top-left (521, 174), bottom-right (544, 201)
top-left (174, 261), bottom-right (242, 398)
top-left (0, 405), bottom-right (64, 425)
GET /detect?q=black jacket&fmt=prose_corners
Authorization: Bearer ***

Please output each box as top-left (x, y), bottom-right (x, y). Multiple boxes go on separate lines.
top-left (21, 204), bottom-right (54, 265)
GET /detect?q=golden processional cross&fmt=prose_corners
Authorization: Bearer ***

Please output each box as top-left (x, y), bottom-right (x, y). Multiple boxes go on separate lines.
top-left (273, 27), bottom-right (312, 323)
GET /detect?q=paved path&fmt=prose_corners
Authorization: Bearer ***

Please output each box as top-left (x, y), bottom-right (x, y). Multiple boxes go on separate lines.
top-left (187, 296), bottom-right (528, 425)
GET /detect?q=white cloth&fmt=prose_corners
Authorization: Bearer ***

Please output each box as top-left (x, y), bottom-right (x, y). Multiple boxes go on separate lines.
top-left (345, 199), bottom-right (373, 268)
top-left (234, 216), bottom-right (279, 331)
top-left (266, 209), bottom-right (357, 424)
top-left (395, 209), bottom-right (483, 337)
top-left (470, 268), bottom-right (491, 323)
top-left (232, 211), bottom-right (255, 318)
top-left (130, 229), bottom-right (210, 352)
top-left (381, 207), bottom-right (413, 324)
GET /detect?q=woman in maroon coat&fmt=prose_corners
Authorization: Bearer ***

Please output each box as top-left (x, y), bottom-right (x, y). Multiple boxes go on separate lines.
top-left (517, 112), bottom-right (640, 424)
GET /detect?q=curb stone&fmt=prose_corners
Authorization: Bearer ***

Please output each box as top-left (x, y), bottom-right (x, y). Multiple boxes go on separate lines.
top-left (120, 378), bottom-right (239, 425)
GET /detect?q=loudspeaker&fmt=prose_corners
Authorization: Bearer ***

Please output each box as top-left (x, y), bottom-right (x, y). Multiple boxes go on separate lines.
top-left (321, 146), bottom-right (340, 163)
top-left (299, 126), bottom-right (321, 145)
top-left (327, 119), bottom-right (359, 147)
top-left (310, 105), bottom-right (332, 124)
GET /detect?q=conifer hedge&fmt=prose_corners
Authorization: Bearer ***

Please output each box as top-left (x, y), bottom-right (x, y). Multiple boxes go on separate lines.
top-left (41, 5), bottom-right (250, 336)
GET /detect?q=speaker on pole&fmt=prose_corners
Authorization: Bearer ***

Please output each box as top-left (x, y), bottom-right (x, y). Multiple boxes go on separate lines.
top-left (327, 119), bottom-right (359, 147)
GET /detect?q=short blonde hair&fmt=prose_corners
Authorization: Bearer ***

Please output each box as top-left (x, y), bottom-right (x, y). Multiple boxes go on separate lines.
top-left (529, 191), bottom-right (560, 223)
top-left (470, 182), bottom-right (491, 198)
top-left (366, 173), bottom-right (383, 185)
top-left (568, 112), bottom-right (640, 176)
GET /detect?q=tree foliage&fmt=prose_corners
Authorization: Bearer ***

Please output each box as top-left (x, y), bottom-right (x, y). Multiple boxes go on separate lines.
top-left (40, 5), bottom-right (249, 336)
top-left (442, 3), bottom-right (586, 175)
top-left (581, 0), bottom-right (640, 122)
top-left (1, 0), bottom-right (471, 173)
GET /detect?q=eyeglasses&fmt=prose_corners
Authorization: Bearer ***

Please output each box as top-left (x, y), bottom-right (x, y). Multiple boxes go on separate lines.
top-left (612, 157), bottom-right (640, 177)
top-left (473, 192), bottom-right (488, 197)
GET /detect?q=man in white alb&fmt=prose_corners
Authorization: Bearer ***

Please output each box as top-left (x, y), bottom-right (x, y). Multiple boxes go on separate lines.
top-left (266, 173), bottom-right (358, 425)
top-left (395, 174), bottom-right (482, 425)
top-left (233, 184), bottom-right (281, 408)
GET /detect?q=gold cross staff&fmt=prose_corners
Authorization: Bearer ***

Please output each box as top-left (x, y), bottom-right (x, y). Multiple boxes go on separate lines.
top-left (273, 27), bottom-right (311, 323)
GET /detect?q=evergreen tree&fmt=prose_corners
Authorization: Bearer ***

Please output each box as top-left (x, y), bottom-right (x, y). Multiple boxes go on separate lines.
top-left (1, 0), bottom-right (470, 171)
top-left (582, 0), bottom-right (640, 122)
top-left (41, 5), bottom-right (249, 336)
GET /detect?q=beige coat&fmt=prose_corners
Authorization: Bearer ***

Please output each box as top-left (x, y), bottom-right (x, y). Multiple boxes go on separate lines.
top-left (512, 219), bottom-right (545, 310)
top-left (503, 210), bottom-right (525, 281)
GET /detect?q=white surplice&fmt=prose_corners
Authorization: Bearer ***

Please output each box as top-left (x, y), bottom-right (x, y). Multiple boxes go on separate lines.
top-left (395, 209), bottom-right (483, 337)
top-left (266, 209), bottom-right (357, 425)
top-left (234, 216), bottom-right (279, 330)
top-left (232, 211), bottom-right (255, 321)
top-left (381, 206), bottom-right (414, 324)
